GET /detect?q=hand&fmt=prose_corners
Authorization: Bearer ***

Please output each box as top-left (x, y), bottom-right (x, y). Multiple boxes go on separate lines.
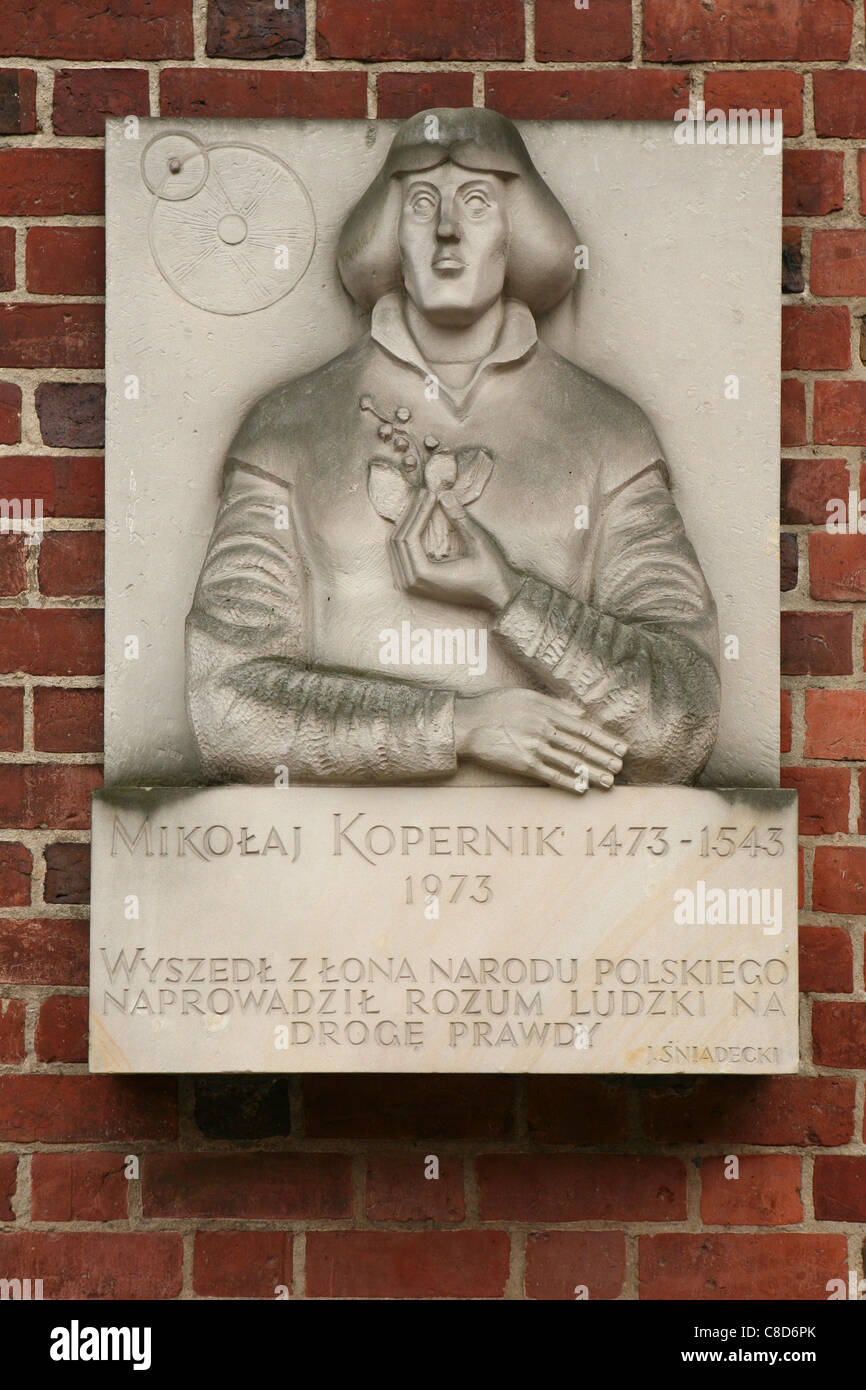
top-left (454, 687), bottom-right (627, 793)
top-left (390, 487), bottom-right (521, 612)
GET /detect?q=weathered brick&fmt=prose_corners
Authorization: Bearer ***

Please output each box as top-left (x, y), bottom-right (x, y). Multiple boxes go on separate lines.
top-left (782, 226), bottom-right (804, 294)
top-left (780, 378), bottom-right (806, 446)
top-left (640, 1233), bottom-right (847, 1300)
top-left (781, 457), bottom-right (849, 525)
top-left (0, 229), bottom-right (14, 293)
top-left (366, 1153), bottom-right (465, 1222)
top-left (0, 151), bottom-right (103, 216)
top-left (193, 1077), bottom-right (290, 1139)
top-left (811, 230), bottom-right (866, 297)
top-left (0, 0), bottom-right (194, 60)
top-left (0, 304), bottom-right (103, 370)
top-left (525, 1076), bottom-right (629, 1144)
top-left (525, 1231), bottom-right (626, 1300)
top-left (377, 72), bottom-right (474, 119)
top-left (810, 532), bottom-right (866, 600)
top-left (33, 687), bottom-right (103, 752)
top-left (813, 1156), bottom-right (866, 1221)
top-left (31, 1152), bottom-right (129, 1221)
top-left (700, 1155), bottom-right (803, 1225)
top-left (52, 68), bottom-right (149, 137)
top-left (26, 228), bottom-right (105, 298)
top-left (799, 925), bottom-right (854, 993)
top-left (38, 531), bottom-right (104, 597)
top-left (782, 150), bottom-right (844, 217)
top-left (0, 1233), bottom-right (183, 1299)
top-left (35, 383), bottom-right (104, 448)
top-left (206, 0), bottom-right (305, 59)
top-left (0, 998), bottom-right (26, 1063)
top-left (813, 851), bottom-right (866, 917)
top-left (815, 382), bottom-right (866, 445)
top-left (0, 70), bottom-right (37, 134)
top-left (780, 611), bottom-right (852, 675)
top-left (307, 1230), bottom-right (510, 1299)
top-left (477, 1154), bottom-right (686, 1221)
top-left (536, 0), bottom-right (633, 61)
top-left (43, 842), bottom-right (90, 904)
top-left (0, 1076), bottom-right (177, 1142)
top-left (0, 536), bottom-right (27, 597)
top-left (814, 70), bottom-right (866, 138)
top-left (703, 70), bottom-right (804, 135)
top-left (302, 1075), bottom-right (515, 1140)
top-left (782, 305), bottom-right (849, 371)
top-left (143, 1153), bottom-right (352, 1219)
top-left (0, 384), bottom-right (21, 445)
top-left (641, 1076), bottom-right (855, 1145)
top-left (0, 843), bottom-right (31, 906)
top-left (0, 918), bottom-right (89, 986)
top-left (0, 764), bottom-right (102, 830)
top-left (643, 0), bottom-right (853, 62)
top-left (486, 69), bottom-right (689, 120)
top-left (0, 456), bottom-right (103, 516)
top-left (194, 1231), bottom-right (293, 1297)
top-left (780, 531), bottom-right (798, 591)
top-left (35, 993), bottom-right (88, 1062)
top-left (806, 689), bottom-right (866, 758)
top-left (812, 1000), bottom-right (866, 1065)
top-left (780, 766), bottom-right (849, 835)
top-left (0, 1154), bottom-right (15, 1220)
top-left (317, 0), bottom-right (524, 60)
top-left (780, 689), bottom-right (792, 754)
top-left (160, 69), bottom-right (367, 119)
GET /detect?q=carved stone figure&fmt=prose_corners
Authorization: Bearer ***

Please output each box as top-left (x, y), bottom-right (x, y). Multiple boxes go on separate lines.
top-left (186, 108), bottom-right (720, 791)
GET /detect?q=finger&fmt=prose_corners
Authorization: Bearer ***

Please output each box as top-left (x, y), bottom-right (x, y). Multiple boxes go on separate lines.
top-left (533, 759), bottom-right (599, 795)
top-left (393, 490), bottom-right (432, 585)
top-left (539, 753), bottom-right (616, 791)
top-left (396, 490), bottom-right (438, 581)
top-left (546, 703), bottom-right (628, 757)
top-left (439, 490), bottom-right (484, 555)
top-left (547, 730), bottom-right (623, 775)
top-left (541, 745), bottom-right (617, 788)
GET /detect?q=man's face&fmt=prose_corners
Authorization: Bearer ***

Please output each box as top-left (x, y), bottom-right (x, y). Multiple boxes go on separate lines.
top-left (397, 164), bottom-right (509, 327)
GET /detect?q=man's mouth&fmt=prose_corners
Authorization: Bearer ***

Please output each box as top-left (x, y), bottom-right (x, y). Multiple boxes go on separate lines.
top-left (432, 254), bottom-right (465, 272)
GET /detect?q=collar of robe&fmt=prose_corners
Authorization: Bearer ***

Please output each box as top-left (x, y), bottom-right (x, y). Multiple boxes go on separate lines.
top-left (370, 291), bottom-right (538, 413)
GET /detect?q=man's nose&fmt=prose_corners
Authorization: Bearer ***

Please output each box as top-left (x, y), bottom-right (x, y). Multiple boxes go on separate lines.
top-left (436, 196), bottom-right (460, 239)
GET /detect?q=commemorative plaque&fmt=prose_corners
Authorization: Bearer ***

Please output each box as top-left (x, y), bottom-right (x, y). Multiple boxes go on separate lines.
top-left (93, 110), bottom-right (795, 1074)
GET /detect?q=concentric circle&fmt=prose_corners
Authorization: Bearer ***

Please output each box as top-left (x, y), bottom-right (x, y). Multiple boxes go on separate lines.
top-left (141, 132), bottom-right (209, 202)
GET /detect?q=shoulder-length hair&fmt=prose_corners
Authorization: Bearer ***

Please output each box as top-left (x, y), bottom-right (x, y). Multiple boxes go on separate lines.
top-left (337, 107), bottom-right (578, 316)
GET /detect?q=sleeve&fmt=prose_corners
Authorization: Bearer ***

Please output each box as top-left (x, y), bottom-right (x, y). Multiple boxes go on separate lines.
top-left (491, 458), bottom-right (721, 784)
top-left (185, 460), bottom-right (457, 783)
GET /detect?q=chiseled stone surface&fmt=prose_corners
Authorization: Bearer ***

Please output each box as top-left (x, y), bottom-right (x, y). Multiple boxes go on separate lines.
top-left (90, 785), bottom-right (798, 1074)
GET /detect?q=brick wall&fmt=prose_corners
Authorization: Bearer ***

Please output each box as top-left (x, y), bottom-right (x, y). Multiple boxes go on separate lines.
top-left (0, 0), bottom-right (864, 1301)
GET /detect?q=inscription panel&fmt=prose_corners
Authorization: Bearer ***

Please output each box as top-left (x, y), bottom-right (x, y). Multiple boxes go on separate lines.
top-left (90, 785), bottom-right (798, 1074)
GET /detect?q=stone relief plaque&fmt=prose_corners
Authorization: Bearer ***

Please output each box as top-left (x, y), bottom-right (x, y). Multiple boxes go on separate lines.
top-left (95, 111), bottom-right (794, 1074)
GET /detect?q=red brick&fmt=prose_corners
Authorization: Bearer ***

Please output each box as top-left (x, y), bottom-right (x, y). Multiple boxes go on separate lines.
top-left (525, 1230), bottom-right (625, 1300)
top-left (486, 69), bottom-right (689, 121)
top-left (782, 306), bottom-right (849, 371)
top-left (810, 532), bottom-right (866, 600)
top-left (700, 1155), bottom-right (803, 1225)
top-left (859, 768), bottom-right (866, 833)
top-left (813, 1156), bottom-right (866, 1221)
top-left (814, 70), bottom-right (866, 138)
top-left (0, 1075), bottom-right (177, 1142)
top-left (0, 689), bottom-right (23, 753)
top-left (366, 1154), bottom-right (464, 1222)
top-left (477, 1154), bottom-right (686, 1222)
top-left (302, 1075), bottom-right (515, 1140)
top-left (799, 925), bottom-right (854, 993)
top-left (640, 1233), bottom-right (847, 1300)
top-left (782, 150), bottom-right (844, 217)
top-left (0, 537), bottom-right (27, 597)
top-left (0, 0), bottom-right (193, 60)
top-left (31, 1152), bottom-right (128, 1222)
top-left (52, 68), bottom-right (149, 137)
top-left (782, 225), bottom-right (804, 294)
top-left (811, 231), bottom-right (866, 297)
top-left (0, 917), bottom-right (88, 984)
top-left (813, 1000), bottom-right (866, 1066)
top-left (780, 689), bottom-right (792, 753)
top-left (307, 1230), bottom-right (509, 1299)
top-left (27, 227), bottom-right (105, 296)
top-left (377, 72), bottom-right (475, 119)
top-left (0, 456), bottom-right (103, 517)
top-left (0, 843), bottom-right (31, 906)
top-left (0, 764), bottom-right (102, 831)
top-left (805, 689), bottom-right (866, 757)
top-left (35, 384), bottom-right (105, 449)
top-left (780, 531), bottom-right (798, 591)
top-left (781, 458), bottom-right (849, 525)
top-left (641, 1076), bottom-right (855, 1145)
top-left (34, 687), bottom-right (102, 752)
top-left (703, 70), bottom-right (803, 136)
top-left (194, 1231), bottom-right (293, 1298)
top-left (0, 1154), bottom-right (15, 1220)
top-left (0, 70), bottom-right (37, 135)
top-left (643, 0), bottom-right (852, 61)
top-left (206, 0), bottom-right (304, 59)
top-left (160, 69), bottom-right (367, 120)
top-left (780, 378), bottom-right (806, 445)
top-left (0, 384), bottom-right (21, 445)
top-left (0, 304), bottom-right (103, 371)
top-left (780, 766), bottom-right (849, 835)
top-left (143, 1153), bottom-right (351, 1219)
top-left (781, 612), bottom-right (851, 675)
top-left (525, 1076), bottom-right (628, 1144)
top-left (0, 998), bottom-right (26, 1063)
top-left (318, 0), bottom-right (523, 60)
top-left (39, 532), bottom-right (103, 597)
top-left (0, 1232), bottom-right (182, 1299)
top-left (813, 849), bottom-right (866, 915)
top-left (0, 918), bottom-right (89, 985)
top-left (860, 149), bottom-right (866, 215)
top-left (0, 611), bottom-right (103, 676)
top-left (43, 842), bottom-right (90, 904)
top-left (815, 382), bottom-right (866, 445)
top-left (0, 150), bottom-right (103, 216)
top-left (35, 993), bottom-right (88, 1062)
top-left (536, 0), bottom-right (632, 61)
top-left (0, 229), bottom-right (14, 293)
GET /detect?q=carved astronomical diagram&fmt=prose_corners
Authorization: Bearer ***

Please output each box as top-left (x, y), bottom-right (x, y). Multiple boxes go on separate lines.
top-left (143, 131), bottom-right (316, 315)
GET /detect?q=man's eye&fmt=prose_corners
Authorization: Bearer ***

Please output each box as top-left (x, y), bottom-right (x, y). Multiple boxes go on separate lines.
top-left (411, 195), bottom-right (437, 216)
top-left (463, 193), bottom-right (491, 216)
